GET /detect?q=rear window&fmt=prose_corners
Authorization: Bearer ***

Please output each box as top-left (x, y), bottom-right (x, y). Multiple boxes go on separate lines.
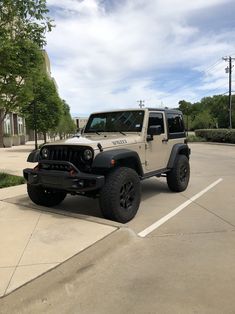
top-left (148, 113), bottom-right (165, 134)
top-left (167, 113), bottom-right (185, 133)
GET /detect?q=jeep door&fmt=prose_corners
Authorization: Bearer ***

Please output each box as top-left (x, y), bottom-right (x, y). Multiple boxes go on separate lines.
top-left (145, 111), bottom-right (169, 172)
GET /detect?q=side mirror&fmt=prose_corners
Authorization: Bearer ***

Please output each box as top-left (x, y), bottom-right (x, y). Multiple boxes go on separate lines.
top-left (147, 125), bottom-right (162, 141)
top-left (148, 125), bottom-right (162, 136)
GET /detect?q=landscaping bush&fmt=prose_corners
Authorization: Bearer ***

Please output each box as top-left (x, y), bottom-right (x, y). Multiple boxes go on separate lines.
top-left (187, 134), bottom-right (206, 142)
top-left (195, 129), bottom-right (235, 143)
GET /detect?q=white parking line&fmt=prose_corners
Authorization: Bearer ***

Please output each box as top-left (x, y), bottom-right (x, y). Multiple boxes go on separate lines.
top-left (138, 178), bottom-right (223, 238)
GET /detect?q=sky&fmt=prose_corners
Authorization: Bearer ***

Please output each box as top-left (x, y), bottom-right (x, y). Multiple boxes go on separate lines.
top-left (46, 0), bottom-right (235, 117)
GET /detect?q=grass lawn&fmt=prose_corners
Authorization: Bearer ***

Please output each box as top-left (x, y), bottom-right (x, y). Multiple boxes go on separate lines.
top-left (0, 172), bottom-right (25, 189)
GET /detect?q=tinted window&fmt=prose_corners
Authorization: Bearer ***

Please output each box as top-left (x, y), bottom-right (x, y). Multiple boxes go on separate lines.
top-left (85, 111), bottom-right (145, 133)
top-left (148, 113), bottom-right (164, 133)
top-left (167, 114), bottom-right (184, 133)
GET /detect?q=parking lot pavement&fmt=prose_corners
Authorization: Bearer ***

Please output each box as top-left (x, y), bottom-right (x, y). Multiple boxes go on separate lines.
top-left (1, 143), bottom-right (235, 314)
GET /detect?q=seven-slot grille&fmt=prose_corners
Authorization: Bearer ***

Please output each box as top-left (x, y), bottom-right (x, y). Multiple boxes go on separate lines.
top-left (41, 146), bottom-right (92, 171)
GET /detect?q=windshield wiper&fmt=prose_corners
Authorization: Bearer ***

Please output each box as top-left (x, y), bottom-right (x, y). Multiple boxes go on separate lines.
top-left (119, 131), bottom-right (126, 135)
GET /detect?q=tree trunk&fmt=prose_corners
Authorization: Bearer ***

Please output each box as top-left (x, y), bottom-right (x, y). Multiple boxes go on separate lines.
top-left (0, 110), bottom-right (4, 148)
top-left (43, 132), bottom-right (47, 143)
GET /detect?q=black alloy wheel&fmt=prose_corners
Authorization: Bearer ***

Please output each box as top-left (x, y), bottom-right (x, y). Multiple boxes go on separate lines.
top-left (100, 167), bottom-right (141, 223)
top-left (167, 154), bottom-right (190, 192)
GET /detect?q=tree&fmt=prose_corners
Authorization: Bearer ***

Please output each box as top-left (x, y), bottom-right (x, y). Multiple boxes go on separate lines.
top-left (204, 95), bottom-right (230, 128)
top-left (0, 0), bottom-right (53, 146)
top-left (178, 94), bottom-right (235, 130)
top-left (56, 101), bottom-right (76, 139)
top-left (179, 100), bottom-right (193, 131)
top-left (0, 0), bottom-right (53, 45)
top-left (191, 110), bottom-right (216, 130)
top-left (178, 100), bottom-right (192, 116)
top-left (21, 74), bottom-right (63, 145)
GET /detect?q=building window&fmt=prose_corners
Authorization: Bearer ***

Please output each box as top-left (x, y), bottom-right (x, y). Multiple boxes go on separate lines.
top-left (4, 114), bottom-right (11, 135)
top-left (18, 117), bottom-right (23, 134)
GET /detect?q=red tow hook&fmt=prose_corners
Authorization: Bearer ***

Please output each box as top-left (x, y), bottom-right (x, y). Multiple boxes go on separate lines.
top-left (69, 169), bottom-right (77, 176)
top-left (33, 164), bottom-right (40, 172)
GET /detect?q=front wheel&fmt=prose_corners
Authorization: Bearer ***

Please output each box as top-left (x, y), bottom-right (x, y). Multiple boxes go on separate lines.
top-left (27, 184), bottom-right (67, 207)
top-left (167, 155), bottom-right (190, 192)
top-left (99, 167), bottom-right (141, 223)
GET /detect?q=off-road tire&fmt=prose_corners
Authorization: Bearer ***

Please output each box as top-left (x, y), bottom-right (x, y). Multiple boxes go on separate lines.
top-left (167, 154), bottom-right (190, 192)
top-left (99, 167), bottom-right (141, 223)
top-left (27, 184), bottom-right (67, 207)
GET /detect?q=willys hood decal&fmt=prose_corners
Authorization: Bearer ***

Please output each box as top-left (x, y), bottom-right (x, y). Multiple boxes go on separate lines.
top-left (45, 134), bottom-right (142, 151)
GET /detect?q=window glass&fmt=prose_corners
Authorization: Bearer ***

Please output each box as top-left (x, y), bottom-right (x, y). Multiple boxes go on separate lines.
top-left (148, 113), bottom-right (164, 133)
top-left (85, 111), bottom-right (144, 133)
top-left (90, 117), bottom-right (106, 130)
top-left (167, 113), bottom-right (184, 133)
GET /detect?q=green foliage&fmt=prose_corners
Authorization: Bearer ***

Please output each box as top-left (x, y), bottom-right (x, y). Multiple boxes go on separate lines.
top-left (0, 40), bottom-right (44, 114)
top-left (56, 100), bottom-right (76, 138)
top-left (0, 0), bottom-right (54, 146)
top-left (179, 100), bottom-right (192, 115)
top-left (191, 110), bottom-right (217, 130)
top-left (0, 172), bottom-right (25, 188)
top-left (195, 129), bottom-right (235, 143)
top-left (186, 134), bottom-right (206, 142)
top-left (178, 95), bottom-right (235, 130)
top-left (21, 74), bottom-right (63, 134)
top-left (0, 0), bottom-right (53, 46)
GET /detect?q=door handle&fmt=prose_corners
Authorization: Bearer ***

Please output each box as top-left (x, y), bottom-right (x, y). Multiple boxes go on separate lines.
top-left (162, 138), bottom-right (168, 143)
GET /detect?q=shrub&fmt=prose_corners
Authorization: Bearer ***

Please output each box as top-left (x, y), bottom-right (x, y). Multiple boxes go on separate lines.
top-left (195, 129), bottom-right (235, 143)
top-left (187, 135), bottom-right (206, 142)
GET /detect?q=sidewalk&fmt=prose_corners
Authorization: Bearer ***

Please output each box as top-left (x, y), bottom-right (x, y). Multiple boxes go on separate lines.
top-left (0, 141), bottom-right (119, 299)
top-left (0, 141), bottom-right (43, 176)
top-left (0, 184), bottom-right (117, 298)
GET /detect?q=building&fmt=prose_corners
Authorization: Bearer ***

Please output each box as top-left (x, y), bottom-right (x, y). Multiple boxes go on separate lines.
top-left (2, 111), bottom-right (26, 147)
top-left (73, 117), bottom-right (88, 131)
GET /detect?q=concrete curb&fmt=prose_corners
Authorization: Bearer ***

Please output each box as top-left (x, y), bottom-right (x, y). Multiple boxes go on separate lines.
top-left (0, 227), bottom-right (137, 313)
top-left (189, 141), bottom-right (235, 147)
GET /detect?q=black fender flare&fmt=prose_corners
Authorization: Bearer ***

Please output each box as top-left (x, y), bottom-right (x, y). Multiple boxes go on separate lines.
top-left (27, 149), bottom-right (41, 162)
top-left (167, 144), bottom-right (191, 169)
top-left (92, 149), bottom-right (144, 176)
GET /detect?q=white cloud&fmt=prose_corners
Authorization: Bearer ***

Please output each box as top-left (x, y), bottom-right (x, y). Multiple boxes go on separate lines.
top-left (46, 0), bottom-right (234, 115)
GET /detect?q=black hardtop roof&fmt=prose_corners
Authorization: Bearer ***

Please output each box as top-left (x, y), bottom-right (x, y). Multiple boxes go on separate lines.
top-left (147, 107), bottom-right (182, 114)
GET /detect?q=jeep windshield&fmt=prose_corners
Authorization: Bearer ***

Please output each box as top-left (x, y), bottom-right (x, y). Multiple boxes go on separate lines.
top-left (84, 110), bottom-right (145, 133)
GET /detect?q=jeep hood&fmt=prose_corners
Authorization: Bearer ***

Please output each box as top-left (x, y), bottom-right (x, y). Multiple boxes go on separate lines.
top-left (45, 133), bottom-right (142, 151)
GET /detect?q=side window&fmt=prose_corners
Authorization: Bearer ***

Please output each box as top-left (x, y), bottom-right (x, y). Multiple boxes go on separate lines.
top-left (148, 113), bottom-right (164, 134)
top-left (167, 114), bottom-right (184, 133)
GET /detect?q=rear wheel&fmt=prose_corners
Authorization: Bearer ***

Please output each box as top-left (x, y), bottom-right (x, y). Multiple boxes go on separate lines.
top-left (99, 167), bottom-right (141, 223)
top-left (167, 155), bottom-right (190, 192)
top-left (27, 184), bottom-right (67, 207)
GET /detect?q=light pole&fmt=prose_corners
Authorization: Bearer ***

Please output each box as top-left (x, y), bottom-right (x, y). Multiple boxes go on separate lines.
top-left (223, 56), bottom-right (234, 128)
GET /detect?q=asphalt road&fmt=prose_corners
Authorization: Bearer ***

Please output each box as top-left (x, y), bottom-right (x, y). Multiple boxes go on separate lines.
top-left (1, 143), bottom-right (235, 314)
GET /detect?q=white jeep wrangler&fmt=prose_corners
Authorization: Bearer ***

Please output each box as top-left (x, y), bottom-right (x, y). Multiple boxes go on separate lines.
top-left (24, 108), bottom-right (190, 223)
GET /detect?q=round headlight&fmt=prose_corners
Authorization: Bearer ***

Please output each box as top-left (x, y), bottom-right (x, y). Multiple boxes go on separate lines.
top-left (83, 149), bottom-right (93, 161)
top-left (41, 147), bottom-right (49, 159)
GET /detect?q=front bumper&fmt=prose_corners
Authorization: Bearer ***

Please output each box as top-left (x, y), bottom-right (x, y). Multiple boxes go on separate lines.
top-left (23, 160), bottom-right (105, 193)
